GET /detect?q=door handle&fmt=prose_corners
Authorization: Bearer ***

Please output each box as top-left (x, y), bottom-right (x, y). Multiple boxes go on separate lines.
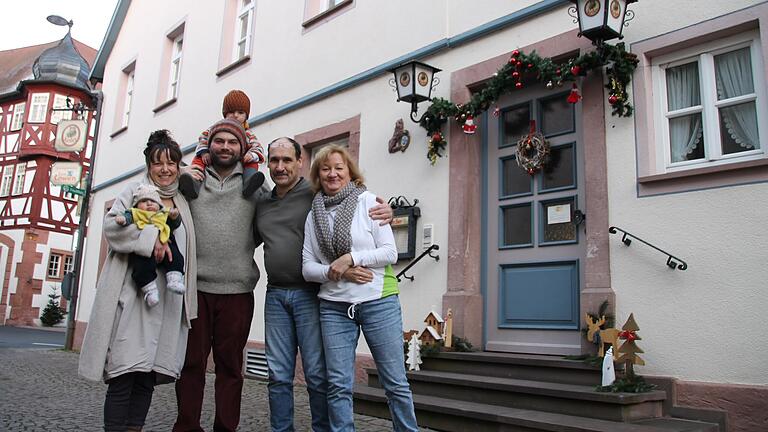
top-left (573, 209), bottom-right (586, 227)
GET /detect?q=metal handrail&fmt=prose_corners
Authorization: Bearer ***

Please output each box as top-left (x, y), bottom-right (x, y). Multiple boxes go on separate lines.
top-left (397, 244), bottom-right (440, 282)
top-left (609, 226), bottom-right (688, 270)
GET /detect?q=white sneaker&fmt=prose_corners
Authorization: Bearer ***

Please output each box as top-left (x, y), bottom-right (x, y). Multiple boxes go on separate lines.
top-left (141, 281), bottom-right (159, 307)
top-left (166, 271), bottom-right (186, 295)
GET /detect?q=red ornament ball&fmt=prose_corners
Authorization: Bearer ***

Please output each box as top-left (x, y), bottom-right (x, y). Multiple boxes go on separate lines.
top-left (571, 65), bottom-right (581, 76)
top-left (527, 63), bottom-right (534, 69)
top-left (515, 82), bottom-right (523, 89)
top-left (512, 49), bottom-right (520, 57)
top-left (527, 168), bottom-right (535, 175)
top-left (512, 71), bottom-right (520, 79)
top-left (508, 57), bottom-right (517, 64)
top-left (608, 95), bottom-right (619, 105)
top-left (431, 132), bottom-right (442, 142)
top-left (555, 68), bottom-right (562, 76)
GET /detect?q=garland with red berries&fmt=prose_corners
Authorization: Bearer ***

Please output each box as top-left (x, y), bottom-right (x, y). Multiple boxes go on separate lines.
top-left (420, 43), bottom-right (639, 164)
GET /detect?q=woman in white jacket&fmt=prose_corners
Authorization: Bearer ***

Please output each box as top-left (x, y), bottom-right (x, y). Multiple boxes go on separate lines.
top-left (78, 130), bottom-right (197, 432)
top-left (302, 145), bottom-right (418, 432)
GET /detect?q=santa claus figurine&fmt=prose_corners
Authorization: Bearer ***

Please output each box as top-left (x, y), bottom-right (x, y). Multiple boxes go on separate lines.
top-left (463, 115), bottom-right (477, 134)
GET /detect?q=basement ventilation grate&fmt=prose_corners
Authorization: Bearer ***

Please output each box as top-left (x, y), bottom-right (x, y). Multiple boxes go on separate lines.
top-left (244, 348), bottom-right (268, 380)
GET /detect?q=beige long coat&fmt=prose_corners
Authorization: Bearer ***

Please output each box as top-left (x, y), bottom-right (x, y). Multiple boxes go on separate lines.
top-left (78, 181), bottom-right (197, 383)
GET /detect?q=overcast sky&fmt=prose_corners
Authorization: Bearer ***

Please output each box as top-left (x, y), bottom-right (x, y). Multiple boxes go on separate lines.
top-left (1, 1), bottom-right (119, 51)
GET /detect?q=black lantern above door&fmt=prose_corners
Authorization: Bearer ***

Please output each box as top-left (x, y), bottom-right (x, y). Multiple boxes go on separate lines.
top-left (568, 0), bottom-right (638, 44)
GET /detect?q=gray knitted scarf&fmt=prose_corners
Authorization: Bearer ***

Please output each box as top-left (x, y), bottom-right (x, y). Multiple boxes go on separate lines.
top-left (312, 182), bottom-right (366, 261)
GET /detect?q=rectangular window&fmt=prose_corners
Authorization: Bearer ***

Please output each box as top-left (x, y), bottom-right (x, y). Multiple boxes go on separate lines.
top-left (654, 32), bottom-right (765, 171)
top-left (47, 254), bottom-right (61, 278)
top-left (28, 93), bottom-right (50, 123)
top-left (168, 35), bottom-right (184, 100)
top-left (0, 165), bottom-right (13, 197)
top-left (50, 95), bottom-right (72, 125)
top-left (11, 103), bottom-right (25, 130)
top-left (123, 71), bottom-right (135, 127)
top-left (235, 0), bottom-right (254, 60)
top-left (12, 163), bottom-right (26, 196)
top-left (303, 0), bottom-right (352, 25)
top-left (63, 255), bottom-right (74, 274)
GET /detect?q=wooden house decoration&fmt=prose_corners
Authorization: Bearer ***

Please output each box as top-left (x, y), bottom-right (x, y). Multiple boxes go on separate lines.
top-left (424, 310), bottom-right (444, 334)
top-left (419, 325), bottom-right (443, 346)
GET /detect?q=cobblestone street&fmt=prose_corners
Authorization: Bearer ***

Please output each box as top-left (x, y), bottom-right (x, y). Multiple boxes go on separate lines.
top-left (0, 348), bottom-right (423, 431)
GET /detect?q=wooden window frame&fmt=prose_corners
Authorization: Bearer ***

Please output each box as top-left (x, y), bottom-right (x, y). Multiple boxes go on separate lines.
top-left (27, 93), bottom-right (49, 124)
top-left (11, 103), bottom-right (25, 131)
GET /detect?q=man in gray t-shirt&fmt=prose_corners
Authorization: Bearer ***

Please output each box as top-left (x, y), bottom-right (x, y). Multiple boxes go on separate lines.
top-left (254, 137), bottom-right (391, 431)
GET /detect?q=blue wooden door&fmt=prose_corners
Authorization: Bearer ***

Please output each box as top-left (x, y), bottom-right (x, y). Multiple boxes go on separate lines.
top-left (484, 86), bottom-right (585, 355)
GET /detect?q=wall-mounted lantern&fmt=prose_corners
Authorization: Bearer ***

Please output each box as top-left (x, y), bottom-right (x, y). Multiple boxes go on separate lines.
top-left (388, 196), bottom-right (421, 261)
top-left (389, 61), bottom-right (441, 123)
top-left (568, 0), bottom-right (637, 44)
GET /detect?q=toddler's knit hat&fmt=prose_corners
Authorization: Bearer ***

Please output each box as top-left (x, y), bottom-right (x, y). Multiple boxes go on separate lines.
top-left (222, 90), bottom-right (250, 118)
top-left (132, 184), bottom-right (164, 209)
top-left (208, 118), bottom-right (248, 156)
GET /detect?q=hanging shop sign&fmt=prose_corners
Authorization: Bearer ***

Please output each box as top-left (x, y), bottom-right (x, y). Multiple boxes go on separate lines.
top-left (55, 119), bottom-right (88, 152)
top-left (50, 162), bottom-right (82, 186)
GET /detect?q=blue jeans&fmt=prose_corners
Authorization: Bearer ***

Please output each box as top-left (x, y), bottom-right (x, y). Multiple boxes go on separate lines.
top-left (320, 295), bottom-right (418, 432)
top-left (265, 287), bottom-right (329, 432)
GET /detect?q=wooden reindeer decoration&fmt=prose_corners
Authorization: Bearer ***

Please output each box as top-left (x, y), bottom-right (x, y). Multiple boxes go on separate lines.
top-left (585, 314), bottom-right (621, 358)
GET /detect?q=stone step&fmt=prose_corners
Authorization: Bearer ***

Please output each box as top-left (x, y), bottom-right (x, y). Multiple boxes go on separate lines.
top-left (354, 385), bottom-right (719, 432)
top-left (367, 369), bottom-right (666, 422)
top-left (420, 351), bottom-right (605, 386)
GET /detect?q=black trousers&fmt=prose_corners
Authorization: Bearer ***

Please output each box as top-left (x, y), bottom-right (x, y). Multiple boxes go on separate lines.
top-left (103, 371), bottom-right (155, 431)
top-left (130, 233), bottom-right (185, 289)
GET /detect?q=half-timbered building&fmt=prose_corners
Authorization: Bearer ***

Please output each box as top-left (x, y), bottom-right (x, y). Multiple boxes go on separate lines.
top-left (0, 31), bottom-right (96, 326)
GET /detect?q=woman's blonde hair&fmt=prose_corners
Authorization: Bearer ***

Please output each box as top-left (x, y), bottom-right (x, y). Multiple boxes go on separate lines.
top-left (309, 144), bottom-right (365, 192)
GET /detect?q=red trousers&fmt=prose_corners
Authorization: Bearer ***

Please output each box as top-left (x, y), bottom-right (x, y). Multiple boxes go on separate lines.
top-left (173, 291), bottom-right (254, 432)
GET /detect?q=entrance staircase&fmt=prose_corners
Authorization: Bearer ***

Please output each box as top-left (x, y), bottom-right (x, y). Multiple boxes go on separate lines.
top-left (353, 352), bottom-right (725, 431)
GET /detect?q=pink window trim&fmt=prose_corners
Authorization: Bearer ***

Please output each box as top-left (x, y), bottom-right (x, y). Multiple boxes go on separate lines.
top-left (110, 60), bottom-right (136, 137)
top-left (294, 114), bottom-right (361, 178)
top-left (632, 3), bottom-right (768, 197)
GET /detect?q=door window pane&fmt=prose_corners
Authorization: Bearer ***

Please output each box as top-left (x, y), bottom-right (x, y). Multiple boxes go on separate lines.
top-left (541, 198), bottom-right (576, 243)
top-left (669, 114), bottom-right (705, 162)
top-left (502, 104), bottom-right (530, 147)
top-left (541, 143), bottom-right (575, 191)
top-left (540, 96), bottom-right (574, 136)
top-left (719, 102), bottom-right (759, 154)
top-left (501, 157), bottom-right (531, 197)
top-left (501, 204), bottom-right (532, 247)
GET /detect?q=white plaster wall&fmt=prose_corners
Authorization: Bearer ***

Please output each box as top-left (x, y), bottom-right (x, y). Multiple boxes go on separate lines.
top-left (608, 0), bottom-right (768, 385)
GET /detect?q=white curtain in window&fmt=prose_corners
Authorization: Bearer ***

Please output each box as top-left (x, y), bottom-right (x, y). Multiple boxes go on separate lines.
top-left (715, 48), bottom-right (758, 149)
top-left (667, 63), bottom-right (703, 161)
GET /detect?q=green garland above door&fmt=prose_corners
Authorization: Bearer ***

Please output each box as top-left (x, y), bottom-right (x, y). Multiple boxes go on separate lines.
top-left (420, 43), bottom-right (639, 164)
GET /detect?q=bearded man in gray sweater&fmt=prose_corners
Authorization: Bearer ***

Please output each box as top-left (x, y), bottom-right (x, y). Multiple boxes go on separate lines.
top-left (253, 137), bottom-right (392, 432)
top-left (173, 118), bottom-right (259, 432)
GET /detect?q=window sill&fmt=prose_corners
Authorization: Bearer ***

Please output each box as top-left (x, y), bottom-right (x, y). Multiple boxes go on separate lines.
top-left (302, 0), bottom-right (353, 29)
top-left (216, 55), bottom-right (251, 77)
top-left (638, 157), bottom-right (768, 184)
top-left (152, 98), bottom-right (177, 114)
top-left (109, 126), bottom-right (128, 138)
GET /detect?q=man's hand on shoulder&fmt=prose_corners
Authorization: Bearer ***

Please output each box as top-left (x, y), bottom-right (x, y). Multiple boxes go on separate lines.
top-left (369, 196), bottom-right (394, 226)
top-left (183, 165), bottom-right (205, 182)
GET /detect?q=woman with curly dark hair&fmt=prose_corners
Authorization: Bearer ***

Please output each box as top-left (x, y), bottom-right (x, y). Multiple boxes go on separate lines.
top-left (79, 130), bottom-right (198, 432)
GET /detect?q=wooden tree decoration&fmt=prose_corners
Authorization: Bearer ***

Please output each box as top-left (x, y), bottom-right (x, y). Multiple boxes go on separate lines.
top-left (406, 333), bottom-right (423, 371)
top-left (616, 313), bottom-right (645, 377)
